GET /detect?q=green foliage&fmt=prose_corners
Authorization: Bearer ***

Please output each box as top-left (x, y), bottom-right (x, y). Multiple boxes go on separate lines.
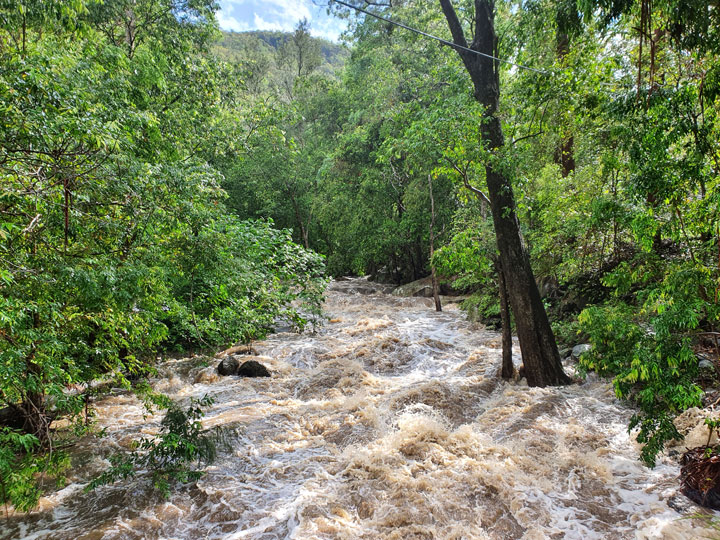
top-left (86, 396), bottom-right (218, 497)
top-left (551, 319), bottom-right (582, 349)
top-left (578, 260), bottom-right (710, 465)
top-left (0, 428), bottom-right (69, 513)
top-left (0, 0), bottom-right (327, 511)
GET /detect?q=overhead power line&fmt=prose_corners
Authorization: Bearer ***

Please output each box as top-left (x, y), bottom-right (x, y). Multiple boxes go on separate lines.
top-left (330, 0), bottom-right (548, 74)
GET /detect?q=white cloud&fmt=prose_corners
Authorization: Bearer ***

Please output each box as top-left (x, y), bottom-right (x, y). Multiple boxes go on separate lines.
top-left (311, 16), bottom-right (346, 41)
top-left (253, 13), bottom-right (285, 32)
top-left (217, 12), bottom-right (251, 32)
top-left (217, 0), bottom-right (347, 41)
top-left (264, 0), bottom-right (312, 24)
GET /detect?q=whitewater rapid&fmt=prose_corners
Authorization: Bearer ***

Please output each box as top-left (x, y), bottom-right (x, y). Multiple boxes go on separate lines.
top-left (2, 277), bottom-right (715, 539)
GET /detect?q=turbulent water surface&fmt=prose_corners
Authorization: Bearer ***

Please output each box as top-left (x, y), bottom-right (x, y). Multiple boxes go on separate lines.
top-left (3, 278), bottom-right (716, 539)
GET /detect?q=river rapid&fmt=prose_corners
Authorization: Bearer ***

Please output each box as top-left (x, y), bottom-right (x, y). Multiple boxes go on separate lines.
top-left (3, 277), bottom-right (715, 539)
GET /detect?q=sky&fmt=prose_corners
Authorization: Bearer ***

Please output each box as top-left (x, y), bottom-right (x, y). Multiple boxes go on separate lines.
top-left (216, 0), bottom-right (349, 42)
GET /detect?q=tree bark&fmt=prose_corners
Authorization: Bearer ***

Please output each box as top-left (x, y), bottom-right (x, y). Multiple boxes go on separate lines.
top-left (439, 0), bottom-right (570, 386)
top-left (496, 259), bottom-right (514, 379)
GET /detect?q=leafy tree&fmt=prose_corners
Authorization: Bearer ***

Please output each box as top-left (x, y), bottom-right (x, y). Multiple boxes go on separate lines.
top-left (436, 0), bottom-right (569, 386)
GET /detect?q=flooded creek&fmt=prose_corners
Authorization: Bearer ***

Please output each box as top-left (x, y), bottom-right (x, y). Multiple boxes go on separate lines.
top-left (2, 278), bottom-right (715, 539)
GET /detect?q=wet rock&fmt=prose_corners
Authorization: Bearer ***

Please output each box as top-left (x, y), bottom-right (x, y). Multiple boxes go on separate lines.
top-left (682, 485), bottom-right (720, 510)
top-left (217, 357), bottom-right (239, 376)
top-left (237, 360), bottom-right (271, 377)
top-left (0, 404), bottom-right (25, 430)
top-left (571, 343), bottom-right (592, 361)
top-left (698, 355), bottom-right (716, 374)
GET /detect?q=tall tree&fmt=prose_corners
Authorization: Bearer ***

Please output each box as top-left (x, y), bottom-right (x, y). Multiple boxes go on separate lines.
top-left (437, 0), bottom-right (569, 386)
top-left (276, 18), bottom-right (321, 99)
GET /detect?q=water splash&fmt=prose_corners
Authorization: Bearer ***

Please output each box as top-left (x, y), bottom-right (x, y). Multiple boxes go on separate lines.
top-left (2, 278), bottom-right (715, 539)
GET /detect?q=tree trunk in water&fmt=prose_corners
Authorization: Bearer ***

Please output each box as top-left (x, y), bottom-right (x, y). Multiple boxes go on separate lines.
top-left (496, 259), bottom-right (514, 379)
top-left (428, 175), bottom-right (442, 312)
top-left (439, 0), bottom-right (569, 386)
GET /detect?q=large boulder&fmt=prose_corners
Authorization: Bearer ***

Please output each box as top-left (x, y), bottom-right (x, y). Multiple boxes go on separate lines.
top-left (238, 360), bottom-right (271, 378)
top-left (571, 344), bottom-right (592, 361)
top-left (392, 277), bottom-right (435, 298)
top-left (698, 354), bottom-right (716, 377)
top-left (0, 405), bottom-right (25, 430)
top-left (217, 357), bottom-right (240, 376)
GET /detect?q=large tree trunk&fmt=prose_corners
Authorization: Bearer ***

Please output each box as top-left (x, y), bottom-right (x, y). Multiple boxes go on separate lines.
top-left (439, 0), bottom-right (569, 386)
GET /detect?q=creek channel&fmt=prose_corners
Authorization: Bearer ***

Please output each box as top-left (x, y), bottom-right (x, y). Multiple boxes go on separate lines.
top-left (2, 277), bottom-right (715, 539)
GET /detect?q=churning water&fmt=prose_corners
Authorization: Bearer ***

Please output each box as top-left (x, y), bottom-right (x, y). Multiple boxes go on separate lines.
top-left (2, 278), bottom-right (716, 539)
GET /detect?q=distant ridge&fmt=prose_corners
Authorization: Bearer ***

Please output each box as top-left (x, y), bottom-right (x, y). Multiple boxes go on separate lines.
top-left (215, 30), bottom-right (348, 73)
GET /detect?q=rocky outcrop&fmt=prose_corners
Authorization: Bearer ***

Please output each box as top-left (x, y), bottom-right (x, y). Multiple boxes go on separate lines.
top-left (391, 276), bottom-right (434, 297)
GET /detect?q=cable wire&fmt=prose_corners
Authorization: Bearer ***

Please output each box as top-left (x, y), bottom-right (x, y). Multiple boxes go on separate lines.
top-left (330, 0), bottom-right (548, 74)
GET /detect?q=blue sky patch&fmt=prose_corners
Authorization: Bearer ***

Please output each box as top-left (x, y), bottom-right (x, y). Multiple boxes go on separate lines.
top-left (217, 0), bottom-right (348, 41)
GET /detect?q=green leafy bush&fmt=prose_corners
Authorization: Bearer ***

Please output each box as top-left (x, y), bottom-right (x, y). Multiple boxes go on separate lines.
top-left (0, 428), bottom-right (69, 514)
top-left (579, 261), bottom-right (710, 466)
top-left (87, 396), bottom-right (218, 497)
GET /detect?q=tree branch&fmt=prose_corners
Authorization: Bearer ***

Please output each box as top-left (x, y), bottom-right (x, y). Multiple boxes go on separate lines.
top-left (438, 0), bottom-right (469, 49)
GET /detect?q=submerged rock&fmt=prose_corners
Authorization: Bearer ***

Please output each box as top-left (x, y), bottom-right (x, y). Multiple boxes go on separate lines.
top-left (217, 357), bottom-right (240, 376)
top-left (238, 360), bottom-right (271, 378)
top-left (215, 344), bottom-right (257, 358)
top-left (193, 365), bottom-right (220, 384)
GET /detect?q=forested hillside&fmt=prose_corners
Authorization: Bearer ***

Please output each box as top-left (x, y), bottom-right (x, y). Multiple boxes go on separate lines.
top-left (2, 0), bottom-right (720, 529)
top-left (216, 29), bottom-right (348, 73)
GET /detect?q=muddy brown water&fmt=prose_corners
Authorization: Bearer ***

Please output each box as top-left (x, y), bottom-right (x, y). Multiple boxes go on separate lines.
top-left (2, 278), bottom-right (716, 539)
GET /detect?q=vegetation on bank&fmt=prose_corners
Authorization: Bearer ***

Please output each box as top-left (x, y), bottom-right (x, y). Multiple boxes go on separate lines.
top-left (1, 0), bottom-right (719, 514)
top-left (321, 0), bottom-right (719, 467)
top-left (0, 0), bottom-right (326, 512)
